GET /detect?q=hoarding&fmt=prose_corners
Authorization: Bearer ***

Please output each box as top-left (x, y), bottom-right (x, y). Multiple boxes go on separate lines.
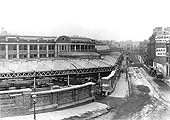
top-left (156, 48), bottom-right (166, 56)
top-left (155, 35), bottom-right (170, 43)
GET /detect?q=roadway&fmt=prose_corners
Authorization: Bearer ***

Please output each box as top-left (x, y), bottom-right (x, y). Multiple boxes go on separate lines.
top-left (92, 51), bottom-right (170, 120)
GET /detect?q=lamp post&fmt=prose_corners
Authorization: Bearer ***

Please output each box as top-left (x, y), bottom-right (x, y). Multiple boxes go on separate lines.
top-left (166, 41), bottom-right (170, 77)
top-left (33, 73), bottom-right (36, 120)
top-left (126, 52), bottom-right (130, 96)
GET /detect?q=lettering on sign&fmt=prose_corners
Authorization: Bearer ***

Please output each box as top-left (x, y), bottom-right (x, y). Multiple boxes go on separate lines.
top-left (155, 35), bottom-right (170, 43)
top-left (156, 48), bottom-right (166, 56)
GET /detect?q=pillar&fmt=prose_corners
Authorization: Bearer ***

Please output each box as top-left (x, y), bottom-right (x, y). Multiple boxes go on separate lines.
top-left (5, 44), bottom-right (8, 60)
top-left (27, 44), bottom-right (30, 59)
top-left (17, 44), bottom-right (19, 59)
top-left (74, 45), bottom-right (76, 52)
top-left (37, 44), bottom-right (40, 58)
top-left (47, 44), bottom-right (49, 57)
top-left (55, 44), bottom-right (58, 57)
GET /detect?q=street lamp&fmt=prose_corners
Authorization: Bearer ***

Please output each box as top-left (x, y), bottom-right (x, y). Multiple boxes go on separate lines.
top-left (33, 73), bottom-right (36, 120)
top-left (32, 93), bottom-right (36, 120)
top-left (126, 53), bottom-right (131, 96)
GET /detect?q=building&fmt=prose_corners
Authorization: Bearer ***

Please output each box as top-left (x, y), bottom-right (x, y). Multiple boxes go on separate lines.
top-left (147, 27), bottom-right (170, 77)
top-left (115, 40), bottom-right (139, 51)
top-left (0, 35), bottom-right (100, 60)
top-left (94, 40), bottom-right (111, 55)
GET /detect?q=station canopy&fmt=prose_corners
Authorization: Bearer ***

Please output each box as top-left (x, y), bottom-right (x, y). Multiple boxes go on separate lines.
top-left (0, 55), bottom-right (120, 74)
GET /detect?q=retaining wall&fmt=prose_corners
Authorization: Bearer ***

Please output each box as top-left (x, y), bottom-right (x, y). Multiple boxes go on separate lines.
top-left (0, 82), bottom-right (95, 117)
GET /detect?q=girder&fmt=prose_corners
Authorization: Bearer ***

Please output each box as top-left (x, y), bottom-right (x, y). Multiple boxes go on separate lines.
top-left (0, 66), bottom-right (115, 79)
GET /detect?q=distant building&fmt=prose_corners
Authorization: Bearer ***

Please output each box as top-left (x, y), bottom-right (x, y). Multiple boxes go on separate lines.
top-left (147, 27), bottom-right (170, 76)
top-left (114, 40), bottom-right (139, 51)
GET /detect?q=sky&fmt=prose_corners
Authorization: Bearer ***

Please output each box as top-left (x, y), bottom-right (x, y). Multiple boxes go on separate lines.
top-left (0, 0), bottom-right (170, 41)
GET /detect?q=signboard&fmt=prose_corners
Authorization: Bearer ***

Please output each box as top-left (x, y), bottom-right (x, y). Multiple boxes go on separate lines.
top-left (155, 35), bottom-right (170, 43)
top-left (156, 63), bottom-right (165, 74)
top-left (156, 48), bottom-right (166, 56)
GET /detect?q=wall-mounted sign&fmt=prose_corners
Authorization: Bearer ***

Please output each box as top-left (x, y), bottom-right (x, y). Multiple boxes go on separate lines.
top-left (156, 48), bottom-right (166, 56)
top-left (155, 35), bottom-right (170, 43)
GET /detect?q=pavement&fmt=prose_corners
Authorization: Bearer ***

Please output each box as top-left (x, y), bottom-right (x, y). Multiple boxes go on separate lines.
top-left (109, 73), bottom-right (129, 98)
top-left (0, 102), bottom-right (108, 120)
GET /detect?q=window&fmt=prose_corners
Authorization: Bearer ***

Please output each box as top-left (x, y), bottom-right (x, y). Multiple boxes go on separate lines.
top-left (30, 54), bottom-right (37, 58)
top-left (49, 45), bottom-right (55, 50)
top-left (85, 45), bottom-right (88, 50)
top-left (8, 54), bottom-right (17, 59)
top-left (8, 45), bottom-right (17, 50)
top-left (19, 45), bottom-right (27, 50)
top-left (88, 45), bottom-right (91, 50)
top-left (40, 54), bottom-right (46, 58)
top-left (0, 45), bottom-right (6, 51)
top-left (81, 45), bottom-right (84, 51)
top-left (49, 54), bottom-right (55, 58)
top-left (62, 45), bottom-right (65, 50)
top-left (76, 45), bottom-right (80, 51)
top-left (0, 55), bottom-right (6, 59)
top-left (19, 54), bottom-right (27, 59)
top-left (39, 45), bottom-right (47, 50)
top-left (30, 45), bottom-right (37, 50)
top-left (71, 45), bottom-right (75, 51)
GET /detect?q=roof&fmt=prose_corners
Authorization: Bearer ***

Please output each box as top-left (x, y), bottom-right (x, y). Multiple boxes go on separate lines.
top-left (0, 53), bottom-right (120, 74)
top-left (95, 44), bottom-right (110, 51)
top-left (59, 52), bottom-right (100, 57)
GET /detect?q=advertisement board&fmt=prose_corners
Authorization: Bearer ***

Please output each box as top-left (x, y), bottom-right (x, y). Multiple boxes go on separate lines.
top-left (155, 35), bottom-right (170, 43)
top-left (156, 48), bottom-right (166, 56)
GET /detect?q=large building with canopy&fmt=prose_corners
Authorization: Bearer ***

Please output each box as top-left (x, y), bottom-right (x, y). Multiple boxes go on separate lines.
top-left (0, 34), bottom-right (124, 117)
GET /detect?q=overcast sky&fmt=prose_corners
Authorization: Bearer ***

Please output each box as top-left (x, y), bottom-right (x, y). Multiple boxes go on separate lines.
top-left (0, 0), bottom-right (170, 41)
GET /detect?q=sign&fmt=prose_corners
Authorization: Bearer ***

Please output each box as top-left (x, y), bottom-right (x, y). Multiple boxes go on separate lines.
top-left (156, 48), bottom-right (166, 56)
top-left (156, 63), bottom-right (165, 74)
top-left (166, 52), bottom-right (169, 56)
top-left (155, 35), bottom-right (170, 43)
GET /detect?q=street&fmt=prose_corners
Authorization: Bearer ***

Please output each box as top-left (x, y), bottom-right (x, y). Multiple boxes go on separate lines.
top-left (91, 52), bottom-right (170, 120)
